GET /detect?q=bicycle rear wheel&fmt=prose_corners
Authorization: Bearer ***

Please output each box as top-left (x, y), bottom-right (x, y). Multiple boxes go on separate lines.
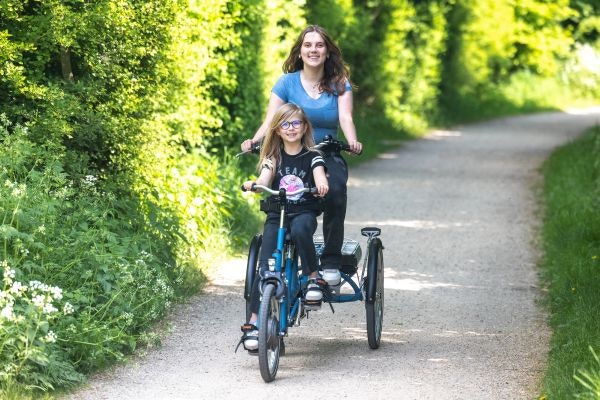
top-left (245, 234), bottom-right (261, 322)
top-left (365, 238), bottom-right (384, 349)
top-left (258, 283), bottom-right (281, 382)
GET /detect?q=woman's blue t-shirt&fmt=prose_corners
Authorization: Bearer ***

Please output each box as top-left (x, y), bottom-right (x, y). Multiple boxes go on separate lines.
top-left (272, 71), bottom-right (351, 144)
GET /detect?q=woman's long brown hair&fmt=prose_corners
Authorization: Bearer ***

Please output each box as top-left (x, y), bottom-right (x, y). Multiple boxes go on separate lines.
top-left (282, 25), bottom-right (353, 95)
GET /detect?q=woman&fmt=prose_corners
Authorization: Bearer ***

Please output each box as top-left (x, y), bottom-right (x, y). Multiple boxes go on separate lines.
top-left (241, 25), bottom-right (362, 287)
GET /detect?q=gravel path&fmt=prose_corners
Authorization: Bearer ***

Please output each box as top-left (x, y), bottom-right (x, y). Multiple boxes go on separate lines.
top-left (67, 108), bottom-right (600, 400)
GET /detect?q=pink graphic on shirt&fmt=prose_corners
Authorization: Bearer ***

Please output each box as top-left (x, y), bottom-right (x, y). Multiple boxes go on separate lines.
top-left (279, 175), bottom-right (304, 201)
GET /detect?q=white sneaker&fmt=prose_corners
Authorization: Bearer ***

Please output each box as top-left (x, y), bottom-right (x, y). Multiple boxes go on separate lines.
top-left (322, 269), bottom-right (341, 286)
top-left (305, 281), bottom-right (323, 302)
top-left (244, 329), bottom-right (258, 351)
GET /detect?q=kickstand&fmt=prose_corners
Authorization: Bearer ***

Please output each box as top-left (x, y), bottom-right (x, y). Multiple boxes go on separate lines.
top-left (322, 285), bottom-right (335, 314)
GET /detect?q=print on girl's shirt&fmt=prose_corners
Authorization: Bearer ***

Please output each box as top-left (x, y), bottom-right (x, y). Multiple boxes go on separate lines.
top-left (277, 166), bottom-right (307, 179)
top-left (279, 175), bottom-right (304, 201)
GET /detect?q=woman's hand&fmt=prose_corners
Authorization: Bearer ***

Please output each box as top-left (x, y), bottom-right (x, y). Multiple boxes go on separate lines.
top-left (348, 140), bottom-right (363, 154)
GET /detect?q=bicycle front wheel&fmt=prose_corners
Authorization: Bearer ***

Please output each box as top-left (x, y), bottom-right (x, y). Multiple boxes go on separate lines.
top-left (258, 283), bottom-right (281, 382)
top-left (365, 238), bottom-right (384, 349)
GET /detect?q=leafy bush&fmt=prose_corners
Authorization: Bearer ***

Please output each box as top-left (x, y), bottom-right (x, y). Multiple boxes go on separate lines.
top-left (0, 116), bottom-right (179, 391)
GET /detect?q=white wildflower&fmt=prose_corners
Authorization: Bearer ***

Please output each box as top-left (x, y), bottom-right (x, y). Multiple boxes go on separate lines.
top-left (44, 330), bottom-right (57, 343)
top-left (43, 302), bottom-right (58, 314)
top-left (29, 280), bottom-right (42, 290)
top-left (63, 302), bottom-right (74, 315)
top-left (32, 294), bottom-right (45, 307)
top-left (0, 304), bottom-right (14, 320)
top-left (49, 286), bottom-right (62, 300)
top-left (11, 184), bottom-right (26, 198)
top-left (9, 281), bottom-right (26, 294)
top-left (3, 268), bottom-right (15, 280)
top-left (82, 175), bottom-right (98, 188)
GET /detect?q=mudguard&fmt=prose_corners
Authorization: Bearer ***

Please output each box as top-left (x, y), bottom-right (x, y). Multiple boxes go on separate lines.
top-left (366, 238), bottom-right (383, 304)
top-left (244, 234), bottom-right (262, 300)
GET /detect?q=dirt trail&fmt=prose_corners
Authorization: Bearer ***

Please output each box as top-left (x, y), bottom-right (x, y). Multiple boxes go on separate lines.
top-left (67, 108), bottom-right (600, 400)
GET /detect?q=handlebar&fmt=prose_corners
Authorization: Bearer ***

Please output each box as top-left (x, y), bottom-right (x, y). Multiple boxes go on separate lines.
top-left (236, 135), bottom-right (361, 158)
top-left (242, 183), bottom-right (313, 197)
top-left (235, 144), bottom-right (261, 158)
top-left (314, 135), bottom-right (362, 155)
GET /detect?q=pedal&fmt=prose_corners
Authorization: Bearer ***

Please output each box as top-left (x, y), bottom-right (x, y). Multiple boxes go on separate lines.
top-left (304, 299), bottom-right (322, 311)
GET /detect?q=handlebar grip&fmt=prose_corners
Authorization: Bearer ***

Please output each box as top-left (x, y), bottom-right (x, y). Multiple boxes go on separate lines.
top-left (241, 182), bottom-right (257, 192)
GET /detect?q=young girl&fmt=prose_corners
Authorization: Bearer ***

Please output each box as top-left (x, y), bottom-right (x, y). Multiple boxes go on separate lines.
top-left (240, 103), bottom-right (329, 352)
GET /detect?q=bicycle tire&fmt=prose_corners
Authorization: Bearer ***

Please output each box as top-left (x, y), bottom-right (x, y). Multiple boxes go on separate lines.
top-left (365, 238), bottom-right (384, 349)
top-left (245, 234), bottom-right (261, 322)
top-left (258, 283), bottom-right (281, 382)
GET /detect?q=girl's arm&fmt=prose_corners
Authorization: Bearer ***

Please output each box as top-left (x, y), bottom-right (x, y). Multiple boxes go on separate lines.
top-left (241, 93), bottom-right (286, 151)
top-left (242, 158), bottom-right (275, 191)
top-left (312, 166), bottom-right (329, 197)
top-left (338, 89), bottom-right (363, 154)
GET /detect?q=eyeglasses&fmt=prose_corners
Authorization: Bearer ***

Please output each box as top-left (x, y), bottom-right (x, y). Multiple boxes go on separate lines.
top-left (280, 120), bottom-right (303, 130)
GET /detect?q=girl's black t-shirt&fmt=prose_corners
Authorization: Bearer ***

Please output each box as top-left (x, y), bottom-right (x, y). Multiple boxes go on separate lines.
top-left (268, 148), bottom-right (325, 211)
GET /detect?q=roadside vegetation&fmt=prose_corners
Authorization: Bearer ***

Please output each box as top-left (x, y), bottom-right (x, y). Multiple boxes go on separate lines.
top-left (539, 127), bottom-right (600, 399)
top-left (0, 0), bottom-right (598, 398)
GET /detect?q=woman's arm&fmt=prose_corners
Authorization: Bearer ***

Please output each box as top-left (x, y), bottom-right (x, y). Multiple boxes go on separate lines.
top-left (241, 93), bottom-right (286, 151)
top-left (338, 89), bottom-right (363, 154)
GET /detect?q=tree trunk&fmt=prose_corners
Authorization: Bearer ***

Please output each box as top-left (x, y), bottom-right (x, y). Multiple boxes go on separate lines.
top-left (60, 46), bottom-right (73, 81)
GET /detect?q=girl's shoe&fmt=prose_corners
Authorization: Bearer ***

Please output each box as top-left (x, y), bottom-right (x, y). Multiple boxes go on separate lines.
top-left (305, 278), bottom-right (325, 309)
top-left (235, 324), bottom-right (258, 353)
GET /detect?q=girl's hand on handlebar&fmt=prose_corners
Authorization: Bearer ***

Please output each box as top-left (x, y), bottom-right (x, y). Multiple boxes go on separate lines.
top-left (314, 183), bottom-right (329, 197)
top-left (242, 181), bottom-right (255, 191)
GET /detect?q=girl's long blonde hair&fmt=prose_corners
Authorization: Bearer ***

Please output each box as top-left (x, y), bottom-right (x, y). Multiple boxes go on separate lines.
top-left (257, 103), bottom-right (315, 173)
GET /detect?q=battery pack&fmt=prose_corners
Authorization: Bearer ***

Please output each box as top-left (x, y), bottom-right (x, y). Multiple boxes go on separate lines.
top-left (314, 235), bottom-right (362, 276)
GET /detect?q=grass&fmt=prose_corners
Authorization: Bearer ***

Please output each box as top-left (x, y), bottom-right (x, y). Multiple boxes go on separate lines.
top-left (539, 126), bottom-right (600, 399)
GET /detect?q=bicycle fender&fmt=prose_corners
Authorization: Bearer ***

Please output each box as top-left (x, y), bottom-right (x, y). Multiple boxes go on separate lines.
top-left (260, 271), bottom-right (286, 299)
top-left (366, 238), bottom-right (382, 304)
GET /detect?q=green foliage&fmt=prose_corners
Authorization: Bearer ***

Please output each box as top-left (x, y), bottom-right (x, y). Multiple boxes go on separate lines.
top-left (539, 127), bottom-right (600, 399)
top-left (162, 0), bottom-right (265, 152)
top-left (439, 0), bottom-right (593, 123)
top-left (574, 347), bottom-right (600, 399)
top-left (0, 116), bottom-right (180, 393)
top-left (259, 0), bottom-right (307, 98)
top-left (0, 0), bottom-right (599, 396)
